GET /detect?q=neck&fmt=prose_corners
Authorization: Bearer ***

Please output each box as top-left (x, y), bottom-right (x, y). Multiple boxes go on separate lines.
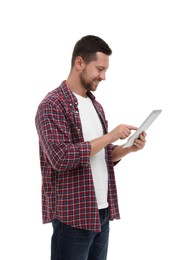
top-left (66, 73), bottom-right (87, 97)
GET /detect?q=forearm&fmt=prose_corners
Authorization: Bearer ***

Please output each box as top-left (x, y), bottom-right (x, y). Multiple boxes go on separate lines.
top-left (40, 140), bottom-right (91, 172)
top-left (90, 133), bottom-right (114, 157)
top-left (90, 124), bottom-right (137, 157)
top-left (111, 145), bottom-right (134, 162)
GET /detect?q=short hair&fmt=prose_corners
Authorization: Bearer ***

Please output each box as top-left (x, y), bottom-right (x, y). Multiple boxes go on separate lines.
top-left (71, 35), bottom-right (112, 67)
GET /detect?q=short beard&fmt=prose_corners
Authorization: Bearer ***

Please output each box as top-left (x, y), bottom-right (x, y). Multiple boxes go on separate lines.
top-left (80, 69), bottom-right (94, 91)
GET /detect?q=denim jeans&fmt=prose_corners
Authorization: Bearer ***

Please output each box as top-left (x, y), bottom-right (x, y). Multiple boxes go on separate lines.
top-left (51, 208), bottom-right (110, 260)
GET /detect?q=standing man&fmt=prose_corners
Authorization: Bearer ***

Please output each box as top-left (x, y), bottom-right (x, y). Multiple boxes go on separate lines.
top-left (35, 35), bottom-right (146, 260)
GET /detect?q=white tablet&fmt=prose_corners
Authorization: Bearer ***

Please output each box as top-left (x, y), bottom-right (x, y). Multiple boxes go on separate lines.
top-left (123, 110), bottom-right (162, 148)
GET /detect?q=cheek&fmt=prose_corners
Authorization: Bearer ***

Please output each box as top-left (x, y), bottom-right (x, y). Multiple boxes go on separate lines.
top-left (87, 67), bottom-right (98, 78)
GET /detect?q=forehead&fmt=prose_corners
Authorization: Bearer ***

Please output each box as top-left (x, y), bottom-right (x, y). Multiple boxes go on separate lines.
top-left (91, 52), bottom-right (109, 69)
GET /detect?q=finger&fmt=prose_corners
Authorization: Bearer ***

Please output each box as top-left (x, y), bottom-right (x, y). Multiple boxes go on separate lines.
top-left (123, 125), bottom-right (137, 131)
top-left (134, 137), bottom-right (146, 146)
top-left (139, 133), bottom-right (146, 141)
top-left (134, 139), bottom-right (142, 146)
top-left (122, 128), bottom-right (132, 137)
top-left (128, 125), bottom-right (138, 131)
top-left (134, 142), bottom-right (145, 150)
top-left (133, 141), bottom-right (141, 149)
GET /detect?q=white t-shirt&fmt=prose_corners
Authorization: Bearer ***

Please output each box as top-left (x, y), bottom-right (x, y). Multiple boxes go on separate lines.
top-left (74, 93), bottom-right (108, 210)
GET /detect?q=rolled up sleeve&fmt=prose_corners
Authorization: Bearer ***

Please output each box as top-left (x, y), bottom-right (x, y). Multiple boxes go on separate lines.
top-left (35, 101), bottom-right (91, 172)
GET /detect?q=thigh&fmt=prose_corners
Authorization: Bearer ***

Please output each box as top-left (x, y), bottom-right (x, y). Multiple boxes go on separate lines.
top-left (88, 209), bottom-right (110, 260)
top-left (51, 219), bottom-right (96, 260)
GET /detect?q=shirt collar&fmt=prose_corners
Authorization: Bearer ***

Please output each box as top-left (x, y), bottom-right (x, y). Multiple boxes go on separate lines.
top-left (61, 80), bottom-right (96, 106)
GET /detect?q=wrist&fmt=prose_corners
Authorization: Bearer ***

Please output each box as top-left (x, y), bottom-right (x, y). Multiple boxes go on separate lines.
top-left (104, 132), bottom-right (116, 144)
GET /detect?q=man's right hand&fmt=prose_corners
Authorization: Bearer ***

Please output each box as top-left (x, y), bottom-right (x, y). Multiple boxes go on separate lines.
top-left (107, 124), bottom-right (138, 143)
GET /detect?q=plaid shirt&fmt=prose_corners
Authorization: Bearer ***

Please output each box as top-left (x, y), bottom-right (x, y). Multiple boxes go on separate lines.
top-left (35, 81), bottom-right (120, 232)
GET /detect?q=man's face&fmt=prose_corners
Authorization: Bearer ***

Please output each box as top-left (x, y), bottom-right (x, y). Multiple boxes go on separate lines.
top-left (79, 52), bottom-right (109, 92)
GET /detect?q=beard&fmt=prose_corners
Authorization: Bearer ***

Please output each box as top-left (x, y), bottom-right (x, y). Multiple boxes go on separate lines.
top-left (80, 69), bottom-right (100, 92)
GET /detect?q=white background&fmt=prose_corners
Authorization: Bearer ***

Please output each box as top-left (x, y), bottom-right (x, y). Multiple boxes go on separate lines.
top-left (0, 0), bottom-right (196, 259)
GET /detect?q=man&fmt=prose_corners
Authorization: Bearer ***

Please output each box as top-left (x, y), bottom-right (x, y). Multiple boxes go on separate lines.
top-left (35, 35), bottom-right (146, 260)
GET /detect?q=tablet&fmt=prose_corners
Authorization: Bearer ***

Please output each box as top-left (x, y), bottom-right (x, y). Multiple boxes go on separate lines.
top-left (123, 109), bottom-right (162, 148)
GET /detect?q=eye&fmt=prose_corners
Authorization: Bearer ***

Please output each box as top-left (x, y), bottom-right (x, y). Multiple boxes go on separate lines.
top-left (97, 67), bottom-right (104, 72)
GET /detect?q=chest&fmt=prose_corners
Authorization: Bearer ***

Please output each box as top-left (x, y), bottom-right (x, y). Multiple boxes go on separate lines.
top-left (77, 96), bottom-right (103, 141)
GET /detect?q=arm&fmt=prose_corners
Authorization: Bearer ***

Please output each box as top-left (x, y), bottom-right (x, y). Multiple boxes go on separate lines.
top-left (35, 100), bottom-right (143, 170)
top-left (90, 124), bottom-right (138, 157)
top-left (35, 102), bottom-right (92, 172)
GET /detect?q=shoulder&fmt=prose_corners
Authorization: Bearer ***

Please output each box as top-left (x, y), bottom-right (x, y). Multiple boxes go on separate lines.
top-left (35, 85), bottom-right (66, 123)
top-left (37, 82), bottom-right (74, 110)
top-left (39, 86), bottom-right (64, 107)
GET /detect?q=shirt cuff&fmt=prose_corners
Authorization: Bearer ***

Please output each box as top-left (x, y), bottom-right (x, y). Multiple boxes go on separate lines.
top-left (77, 141), bottom-right (91, 165)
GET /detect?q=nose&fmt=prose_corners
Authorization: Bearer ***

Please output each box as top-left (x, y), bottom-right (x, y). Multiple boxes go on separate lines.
top-left (100, 71), bottom-right (106, 80)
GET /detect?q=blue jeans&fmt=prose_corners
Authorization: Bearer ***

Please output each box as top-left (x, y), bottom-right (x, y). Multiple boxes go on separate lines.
top-left (51, 208), bottom-right (110, 260)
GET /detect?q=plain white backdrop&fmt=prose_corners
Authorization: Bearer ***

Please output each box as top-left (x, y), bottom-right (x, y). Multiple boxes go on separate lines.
top-left (1, 0), bottom-right (196, 259)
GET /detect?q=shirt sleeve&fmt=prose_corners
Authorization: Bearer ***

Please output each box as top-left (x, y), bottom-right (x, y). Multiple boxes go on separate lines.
top-left (107, 143), bottom-right (121, 166)
top-left (35, 101), bottom-right (91, 172)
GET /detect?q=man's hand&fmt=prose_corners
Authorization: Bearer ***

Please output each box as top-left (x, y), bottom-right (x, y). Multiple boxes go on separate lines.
top-left (111, 131), bottom-right (147, 162)
top-left (108, 124), bottom-right (138, 143)
top-left (132, 132), bottom-right (147, 151)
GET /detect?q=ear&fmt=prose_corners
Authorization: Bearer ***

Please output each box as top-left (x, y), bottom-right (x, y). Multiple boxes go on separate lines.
top-left (75, 56), bottom-right (85, 71)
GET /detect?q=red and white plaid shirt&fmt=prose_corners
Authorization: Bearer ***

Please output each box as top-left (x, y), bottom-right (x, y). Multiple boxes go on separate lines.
top-left (35, 81), bottom-right (120, 232)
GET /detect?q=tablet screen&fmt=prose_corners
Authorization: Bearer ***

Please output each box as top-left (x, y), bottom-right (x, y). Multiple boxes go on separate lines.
top-left (123, 110), bottom-right (162, 148)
